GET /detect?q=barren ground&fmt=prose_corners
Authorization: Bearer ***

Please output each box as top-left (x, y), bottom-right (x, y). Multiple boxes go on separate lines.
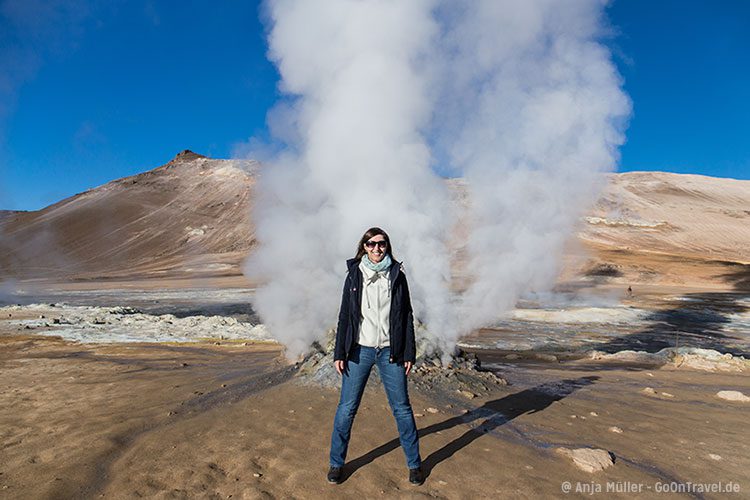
top-left (1, 322), bottom-right (748, 499)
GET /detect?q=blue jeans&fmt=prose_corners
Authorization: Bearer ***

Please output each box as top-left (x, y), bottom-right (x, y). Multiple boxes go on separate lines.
top-left (329, 345), bottom-right (421, 469)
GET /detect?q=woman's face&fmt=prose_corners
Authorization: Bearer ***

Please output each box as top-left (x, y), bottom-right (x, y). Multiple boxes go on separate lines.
top-left (364, 234), bottom-right (387, 263)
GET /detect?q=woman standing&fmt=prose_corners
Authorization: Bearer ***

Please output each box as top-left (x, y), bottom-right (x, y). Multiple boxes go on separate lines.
top-left (327, 227), bottom-right (423, 485)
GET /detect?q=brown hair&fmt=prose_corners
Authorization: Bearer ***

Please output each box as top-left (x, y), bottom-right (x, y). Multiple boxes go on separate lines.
top-left (354, 227), bottom-right (395, 261)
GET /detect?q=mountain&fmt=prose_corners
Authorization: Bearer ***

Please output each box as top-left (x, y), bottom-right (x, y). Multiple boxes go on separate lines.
top-left (574, 172), bottom-right (750, 290)
top-left (0, 151), bottom-right (257, 281)
top-left (583, 171), bottom-right (750, 262)
top-left (1, 152), bottom-right (748, 290)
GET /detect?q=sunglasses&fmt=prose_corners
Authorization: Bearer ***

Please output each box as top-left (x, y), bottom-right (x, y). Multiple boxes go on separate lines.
top-left (364, 240), bottom-right (387, 249)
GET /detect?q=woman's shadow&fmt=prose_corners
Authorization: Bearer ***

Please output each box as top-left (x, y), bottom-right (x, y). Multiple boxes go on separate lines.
top-left (342, 375), bottom-right (599, 481)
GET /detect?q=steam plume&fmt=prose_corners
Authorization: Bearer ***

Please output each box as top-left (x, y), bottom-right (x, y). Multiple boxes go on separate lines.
top-left (431, 0), bottom-right (631, 332)
top-left (245, 0), bottom-right (455, 358)
top-left (243, 0), bottom-right (630, 357)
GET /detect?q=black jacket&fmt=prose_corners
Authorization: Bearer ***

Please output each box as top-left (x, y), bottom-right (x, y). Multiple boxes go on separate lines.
top-left (333, 258), bottom-right (417, 364)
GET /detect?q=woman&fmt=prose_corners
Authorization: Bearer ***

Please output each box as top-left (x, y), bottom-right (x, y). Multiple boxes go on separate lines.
top-left (327, 227), bottom-right (423, 485)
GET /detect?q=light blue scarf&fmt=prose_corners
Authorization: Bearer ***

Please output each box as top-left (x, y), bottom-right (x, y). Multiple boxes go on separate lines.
top-left (362, 254), bottom-right (392, 273)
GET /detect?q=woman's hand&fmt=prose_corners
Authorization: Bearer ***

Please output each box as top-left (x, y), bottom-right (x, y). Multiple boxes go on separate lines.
top-left (404, 361), bottom-right (412, 376)
top-left (335, 360), bottom-right (345, 375)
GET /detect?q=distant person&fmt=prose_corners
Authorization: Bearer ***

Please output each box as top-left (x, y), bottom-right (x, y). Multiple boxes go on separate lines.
top-left (327, 227), bottom-right (422, 485)
top-left (627, 286), bottom-right (633, 297)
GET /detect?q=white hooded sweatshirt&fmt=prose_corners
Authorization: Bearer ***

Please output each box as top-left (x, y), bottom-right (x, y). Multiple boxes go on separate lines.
top-left (357, 259), bottom-right (391, 348)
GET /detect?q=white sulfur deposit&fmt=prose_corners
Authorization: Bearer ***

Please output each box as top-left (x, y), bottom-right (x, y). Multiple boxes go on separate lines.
top-left (1, 304), bottom-right (274, 344)
top-left (511, 306), bottom-right (647, 324)
top-left (588, 347), bottom-right (749, 372)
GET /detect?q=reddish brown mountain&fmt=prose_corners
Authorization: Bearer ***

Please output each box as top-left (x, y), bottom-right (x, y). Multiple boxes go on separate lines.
top-left (0, 151), bottom-right (257, 281)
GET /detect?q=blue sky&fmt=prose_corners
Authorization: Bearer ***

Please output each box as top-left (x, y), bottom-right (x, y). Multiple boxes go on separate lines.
top-left (0, 0), bottom-right (748, 211)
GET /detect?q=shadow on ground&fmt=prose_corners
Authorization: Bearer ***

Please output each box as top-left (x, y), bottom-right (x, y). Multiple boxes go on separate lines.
top-left (595, 292), bottom-right (749, 356)
top-left (342, 376), bottom-right (599, 481)
top-left (716, 262), bottom-right (750, 292)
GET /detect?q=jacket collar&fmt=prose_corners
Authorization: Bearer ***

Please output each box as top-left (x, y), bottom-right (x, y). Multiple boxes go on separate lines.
top-left (347, 257), bottom-right (401, 284)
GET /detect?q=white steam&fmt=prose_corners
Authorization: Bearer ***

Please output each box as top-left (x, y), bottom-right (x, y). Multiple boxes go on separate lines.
top-left (245, 0), bottom-right (454, 358)
top-left (242, 0), bottom-right (629, 358)
top-left (433, 0), bottom-right (631, 332)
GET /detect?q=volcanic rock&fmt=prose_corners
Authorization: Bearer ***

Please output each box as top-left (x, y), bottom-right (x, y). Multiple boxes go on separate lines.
top-left (296, 329), bottom-right (507, 395)
top-left (716, 390), bottom-right (750, 402)
top-left (557, 448), bottom-right (615, 473)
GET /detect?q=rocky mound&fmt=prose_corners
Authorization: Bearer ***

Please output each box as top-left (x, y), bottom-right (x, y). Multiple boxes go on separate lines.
top-left (296, 330), bottom-right (507, 398)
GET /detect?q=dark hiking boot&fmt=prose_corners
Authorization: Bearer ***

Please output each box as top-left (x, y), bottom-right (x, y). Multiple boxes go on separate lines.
top-left (409, 466), bottom-right (424, 485)
top-left (327, 466), bottom-right (343, 484)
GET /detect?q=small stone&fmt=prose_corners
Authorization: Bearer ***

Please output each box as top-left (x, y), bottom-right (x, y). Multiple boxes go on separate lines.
top-left (414, 413), bottom-right (424, 418)
top-left (661, 392), bottom-right (675, 398)
top-left (458, 390), bottom-right (476, 399)
top-left (589, 412), bottom-right (598, 417)
top-left (288, 410), bottom-right (295, 414)
top-left (181, 363), bottom-right (189, 367)
top-left (609, 426), bottom-right (623, 434)
top-left (641, 387), bottom-right (657, 395)
top-left (438, 480), bottom-right (448, 486)
top-left (557, 447), bottom-right (615, 473)
top-left (221, 384), bottom-right (227, 388)
top-left (253, 473), bottom-right (262, 478)
top-left (716, 390), bottom-right (750, 402)
top-left (426, 407), bottom-right (439, 414)
top-left (167, 411), bottom-right (176, 416)
top-left (534, 353), bottom-right (558, 362)
top-left (708, 453), bottom-right (722, 461)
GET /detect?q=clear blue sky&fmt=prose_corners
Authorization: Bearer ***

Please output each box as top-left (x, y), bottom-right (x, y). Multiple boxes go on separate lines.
top-left (1, 0), bottom-right (748, 211)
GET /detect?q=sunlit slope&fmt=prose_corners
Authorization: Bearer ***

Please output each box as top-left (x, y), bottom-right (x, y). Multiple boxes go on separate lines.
top-left (0, 151), bottom-right (256, 280)
top-left (2, 153), bottom-right (747, 288)
top-left (582, 171), bottom-right (750, 263)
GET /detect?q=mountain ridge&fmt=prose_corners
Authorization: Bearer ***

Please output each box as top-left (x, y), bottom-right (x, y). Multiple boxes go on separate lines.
top-left (1, 152), bottom-right (748, 289)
